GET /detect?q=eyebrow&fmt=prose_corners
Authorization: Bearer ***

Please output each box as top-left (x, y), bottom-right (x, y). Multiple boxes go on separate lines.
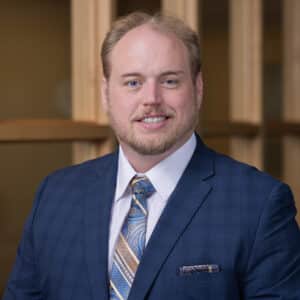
top-left (121, 73), bottom-right (141, 78)
top-left (121, 70), bottom-right (185, 78)
top-left (160, 70), bottom-right (185, 76)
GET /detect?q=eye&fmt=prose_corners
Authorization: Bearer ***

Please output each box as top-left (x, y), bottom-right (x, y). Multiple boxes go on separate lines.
top-left (161, 78), bottom-right (179, 88)
top-left (125, 79), bottom-right (142, 89)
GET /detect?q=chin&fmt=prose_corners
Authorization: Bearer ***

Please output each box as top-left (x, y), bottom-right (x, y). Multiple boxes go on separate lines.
top-left (127, 138), bottom-right (178, 156)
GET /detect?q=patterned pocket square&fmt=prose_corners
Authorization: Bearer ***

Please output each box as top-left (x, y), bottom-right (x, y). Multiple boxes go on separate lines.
top-left (179, 264), bottom-right (221, 275)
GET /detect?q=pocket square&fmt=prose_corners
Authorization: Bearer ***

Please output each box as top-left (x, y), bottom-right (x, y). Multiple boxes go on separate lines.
top-left (179, 264), bottom-right (220, 275)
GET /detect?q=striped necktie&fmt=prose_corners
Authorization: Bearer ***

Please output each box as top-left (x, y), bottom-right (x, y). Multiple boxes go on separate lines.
top-left (110, 175), bottom-right (155, 300)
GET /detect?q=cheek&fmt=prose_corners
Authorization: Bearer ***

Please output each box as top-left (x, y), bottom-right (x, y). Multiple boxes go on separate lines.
top-left (166, 90), bottom-right (195, 113)
top-left (108, 89), bottom-right (126, 109)
top-left (108, 90), bottom-right (136, 119)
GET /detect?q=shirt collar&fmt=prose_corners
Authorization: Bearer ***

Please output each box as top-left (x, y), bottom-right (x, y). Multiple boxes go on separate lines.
top-left (115, 148), bottom-right (136, 201)
top-left (115, 133), bottom-right (196, 202)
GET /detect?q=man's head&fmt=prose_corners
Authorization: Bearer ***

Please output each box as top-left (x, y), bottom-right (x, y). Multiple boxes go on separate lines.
top-left (101, 12), bottom-right (201, 82)
top-left (101, 12), bottom-right (203, 169)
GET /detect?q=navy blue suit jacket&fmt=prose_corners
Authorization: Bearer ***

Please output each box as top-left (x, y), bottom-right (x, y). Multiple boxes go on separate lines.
top-left (3, 137), bottom-right (300, 299)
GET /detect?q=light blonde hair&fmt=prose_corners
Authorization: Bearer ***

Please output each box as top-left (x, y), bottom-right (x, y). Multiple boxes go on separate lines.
top-left (101, 12), bottom-right (201, 81)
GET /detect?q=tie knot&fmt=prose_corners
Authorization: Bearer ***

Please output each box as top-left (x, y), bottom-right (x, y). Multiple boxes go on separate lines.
top-left (130, 176), bottom-right (155, 201)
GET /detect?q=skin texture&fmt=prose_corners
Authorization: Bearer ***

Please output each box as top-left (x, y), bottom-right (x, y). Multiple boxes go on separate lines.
top-left (101, 24), bottom-right (203, 172)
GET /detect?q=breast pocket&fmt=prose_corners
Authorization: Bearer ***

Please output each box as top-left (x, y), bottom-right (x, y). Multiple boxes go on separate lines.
top-left (175, 264), bottom-right (238, 300)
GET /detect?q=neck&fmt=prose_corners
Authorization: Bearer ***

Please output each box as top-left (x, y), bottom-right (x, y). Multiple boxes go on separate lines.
top-left (122, 149), bottom-right (172, 173)
top-left (120, 134), bottom-right (193, 173)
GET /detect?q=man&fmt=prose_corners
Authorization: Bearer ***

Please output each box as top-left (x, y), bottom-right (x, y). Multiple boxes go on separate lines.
top-left (3, 12), bottom-right (300, 300)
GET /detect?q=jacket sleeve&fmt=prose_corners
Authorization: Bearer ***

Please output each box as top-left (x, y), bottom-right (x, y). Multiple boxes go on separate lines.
top-left (2, 177), bottom-right (49, 300)
top-left (243, 183), bottom-right (300, 299)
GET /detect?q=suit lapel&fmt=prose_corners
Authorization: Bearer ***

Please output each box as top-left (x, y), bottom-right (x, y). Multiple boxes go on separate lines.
top-left (128, 137), bottom-right (215, 300)
top-left (83, 153), bottom-right (118, 300)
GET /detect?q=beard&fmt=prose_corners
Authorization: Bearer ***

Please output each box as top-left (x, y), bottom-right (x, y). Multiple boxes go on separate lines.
top-left (107, 101), bottom-right (199, 156)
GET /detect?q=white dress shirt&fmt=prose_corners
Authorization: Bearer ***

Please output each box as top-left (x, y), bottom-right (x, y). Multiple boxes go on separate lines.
top-left (108, 133), bottom-right (197, 272)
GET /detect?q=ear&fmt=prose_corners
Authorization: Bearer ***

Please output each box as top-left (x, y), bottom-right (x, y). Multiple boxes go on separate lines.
top-left (195, 72), bottom-right (203, 109)
top-left (101, 77), bottom-right (109, 113)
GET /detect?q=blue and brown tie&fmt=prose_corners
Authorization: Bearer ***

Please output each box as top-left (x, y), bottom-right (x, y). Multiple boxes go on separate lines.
top-left (110, 176), bottom-right (155, 300)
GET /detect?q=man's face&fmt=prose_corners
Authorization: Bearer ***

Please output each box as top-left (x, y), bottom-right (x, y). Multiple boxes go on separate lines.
top-left (102, 25), bottom-right (203, 157)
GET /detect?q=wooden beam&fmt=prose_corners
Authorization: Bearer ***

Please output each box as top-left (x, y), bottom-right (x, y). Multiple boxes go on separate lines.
top-left (283, 0), bottom-right (300, 122)
top-left (72, 0), bottom-right (98, 122)
top-left (229, 0), bottom-right (263, 168)
top-left (95, 0), bottom-right (116, 123)
top-left (71, 0), bottom-right (115, 123)
top-left (284, 122), bottom-right (300, 136)
top-left (230, 0), bottom-right (262, 122)
top-left (162, 0), bottom-right (200, 32)
top-left (200, 121), bottom-right (300, 138)
top-left (71, 0), bottom-right (115, 163)
top-left (0, 120), bottom-right (111, 142)
top-left (283, 0), bottom-right (300, 221)
top-left (266, 121), bottom-right (300, 137)
top-left (202, 122), bottom-right (259, 138)
top-left (5, 119), bottom-right (298, 144)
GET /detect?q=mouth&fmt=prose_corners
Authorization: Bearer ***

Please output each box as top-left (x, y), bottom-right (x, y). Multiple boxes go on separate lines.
top-left (134, 114), bottom-right (171, 130)
top-left (140, 116), bottom-right (168, 124)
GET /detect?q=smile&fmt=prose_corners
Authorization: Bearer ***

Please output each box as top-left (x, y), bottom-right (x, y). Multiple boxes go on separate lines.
top-left (141, 116), bottom-right (167, 123)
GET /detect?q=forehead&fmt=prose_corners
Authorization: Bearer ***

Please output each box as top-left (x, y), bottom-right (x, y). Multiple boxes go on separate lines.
top-left (109, 24), bottom-right (190, 75)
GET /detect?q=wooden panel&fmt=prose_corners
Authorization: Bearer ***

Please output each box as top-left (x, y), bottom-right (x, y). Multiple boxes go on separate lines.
top-left (71, 0), bottom-right (116, 163)
top-left (231, 138), bottom-right (262, 167)
top-left (229, 0), bottom-right (263, 168)
top-left (283, 137), bottom-right (300, 222)
top-left (283, 0), bottom-right (300, 122)
top-left (283, 0), bottom-right (300, 221)
top-left (202, 121), bottom-right (259, 137)
top-left (230, 0), bottom-right (262, 122)
top-left (0, 120), bottom-right (111, 142)
top-left (162, 0), bottom-right (200, 32)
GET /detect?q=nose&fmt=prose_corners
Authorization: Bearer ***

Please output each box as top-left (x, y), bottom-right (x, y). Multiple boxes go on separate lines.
top-left (142, 80), bottom-right (162, 105)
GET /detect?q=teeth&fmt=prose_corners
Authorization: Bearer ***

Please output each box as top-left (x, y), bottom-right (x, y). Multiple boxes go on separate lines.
top-left (142, 116), bottom-right (166, 123)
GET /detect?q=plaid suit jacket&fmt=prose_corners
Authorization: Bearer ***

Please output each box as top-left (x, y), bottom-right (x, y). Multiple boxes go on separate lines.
top-left (3, 136), bottom-right (300, 299)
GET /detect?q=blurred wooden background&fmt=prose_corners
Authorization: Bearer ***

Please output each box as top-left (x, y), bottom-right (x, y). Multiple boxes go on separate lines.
top-left (0, 0), bottom-right (299, 295)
